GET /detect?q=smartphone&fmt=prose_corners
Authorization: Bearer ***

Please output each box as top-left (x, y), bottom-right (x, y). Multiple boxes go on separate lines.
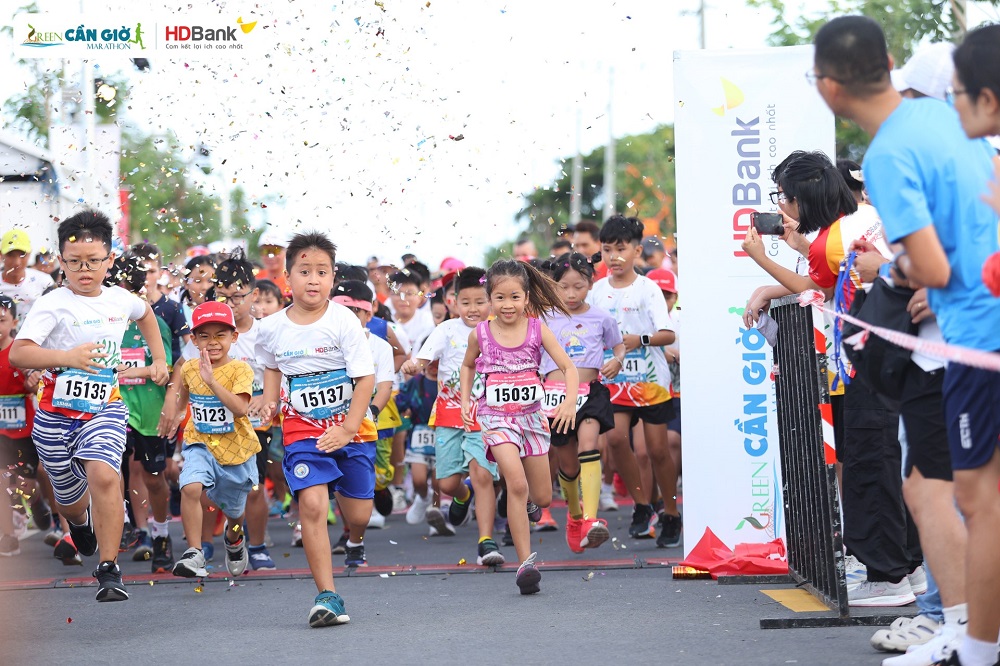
top-left (751, 211), bottom-right (785, 235)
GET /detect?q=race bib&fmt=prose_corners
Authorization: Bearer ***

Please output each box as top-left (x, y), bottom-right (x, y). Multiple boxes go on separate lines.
top-left (0, 395), bottom-right (27, 430)
top-left (410, 424), bottom-right (436, 456)
top-left (249, 389), bottom-right (264, 429)
top-left (190, 393), bottom-right (234, 434)
top-left (604, 348), bottom-right (649, 384)
top-left (485, 371), bottom-right (542, 409)
top-left (52, 368), bottom-right (115, 413)
top-left (289, 369), bottom-right (353, 420)
top-left (119, 347), bottom-right (147, 386)
top-left (541, 381), bottom-right (590, 419)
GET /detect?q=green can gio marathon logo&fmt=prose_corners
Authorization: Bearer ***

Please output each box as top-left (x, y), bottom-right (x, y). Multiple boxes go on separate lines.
top-left (23, 22), bottom-right (147, 50)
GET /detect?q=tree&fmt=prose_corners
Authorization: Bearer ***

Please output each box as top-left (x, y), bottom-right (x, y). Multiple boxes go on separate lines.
top-left (747, 0), bottom-right (999, 159)
top-left (509, 125), bottom-right (677, 257)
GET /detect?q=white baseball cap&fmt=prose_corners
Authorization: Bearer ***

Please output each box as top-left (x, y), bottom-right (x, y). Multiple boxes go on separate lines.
top-left (891, 42), bottom-right (955, 101)
top-left (258, 227), bottom-right (289, 248)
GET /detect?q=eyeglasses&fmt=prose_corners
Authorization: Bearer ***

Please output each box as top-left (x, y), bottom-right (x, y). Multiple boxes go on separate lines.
top-left (61, 255), bottom-right (111, 272)
top-left (945, 86), bottom-right (969, 107)
top-left (218, 290), bottom-right (253, 305)
top-left (769, 191), bottom-right (790, 205)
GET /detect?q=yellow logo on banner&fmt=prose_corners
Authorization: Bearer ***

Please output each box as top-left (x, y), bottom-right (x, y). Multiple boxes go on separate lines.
top-left (712, 78), bottom-right (744, 116)
top-left (237, 16), bottom-right (257, 33)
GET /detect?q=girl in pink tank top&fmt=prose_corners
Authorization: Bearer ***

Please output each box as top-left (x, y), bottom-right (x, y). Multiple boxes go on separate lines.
top-left (459, 259), bottom-right (579, 596)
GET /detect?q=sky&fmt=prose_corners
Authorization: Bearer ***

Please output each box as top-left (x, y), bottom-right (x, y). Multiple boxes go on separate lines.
top-left (3, 0), bottom-right (998, 268)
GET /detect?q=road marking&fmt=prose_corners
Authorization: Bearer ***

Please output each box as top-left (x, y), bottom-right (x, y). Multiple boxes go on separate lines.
top-left (761, 589), bottom-right (829, 612)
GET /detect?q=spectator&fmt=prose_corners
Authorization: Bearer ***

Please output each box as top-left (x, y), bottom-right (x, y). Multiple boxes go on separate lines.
top-left (641, 236), bottom-right (667, 271)
top-left (0, 229), bottom-right (54, 319)
top-left (256, 228), bottom-right (289, 299)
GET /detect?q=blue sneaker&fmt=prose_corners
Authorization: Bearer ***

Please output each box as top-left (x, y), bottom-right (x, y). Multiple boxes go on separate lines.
top-left (132, 530), bottom-right (154, 562)
top-left (309, 591), bottom-right (350, 627)
top-left (248, 545), bottom-right (277, 571)
top-left (201, 541), bottom-right (215, 562)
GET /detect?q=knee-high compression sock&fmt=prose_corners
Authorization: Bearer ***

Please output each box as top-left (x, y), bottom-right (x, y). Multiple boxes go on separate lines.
top-left (579, 449), bottom-right (602, 520)
top-left (558, 470), bottom-right (582, 520)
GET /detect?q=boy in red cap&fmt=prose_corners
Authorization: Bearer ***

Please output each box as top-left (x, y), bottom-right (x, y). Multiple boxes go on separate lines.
top-left (169, 300), bottom-right (260, 579)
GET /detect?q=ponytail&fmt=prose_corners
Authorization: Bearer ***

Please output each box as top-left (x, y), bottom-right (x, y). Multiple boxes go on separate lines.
top-left (485, 259), bottom-right (570, 318)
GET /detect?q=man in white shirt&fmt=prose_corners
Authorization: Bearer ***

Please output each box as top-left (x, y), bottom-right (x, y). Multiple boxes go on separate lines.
top-left (0, 229), bottom-right (55, 320)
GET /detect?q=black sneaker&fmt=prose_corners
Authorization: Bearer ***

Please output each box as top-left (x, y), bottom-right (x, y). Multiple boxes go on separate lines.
top-left (332, 531), bottom-right (349, 555)
top-left (526, 501), bottom-right (542, 523)
top-left (344, 543), bottom-right (366, 567)
top-left (93, 561), bottom-right (129, 602)
top-left (29, 498), bottom-right (52, 531)
top-left (68, 510), bottom-right (98, 557)
top-left (629, 503), bottom-right (655, 539)
top-left (656, 512), bottom-right (683, 549)
top-left (448, 480), bottom-right (474, 527)
top-left (476, 537), bottom-right (505, 566)
top-left (119, 523), bottom-right (139, 553)
top-left (151, 536), bottom-right (174, 573)
top-left (502, 523), bottom-right (514, 547)
top-left (496, 486), bottom-right (507, 518)
top-left (373, 488), bottom-right (393, 517)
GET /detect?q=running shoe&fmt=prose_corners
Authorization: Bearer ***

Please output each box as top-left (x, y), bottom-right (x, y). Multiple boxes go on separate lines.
top-left (201, 540), bottom-right (215, 562)
top-left (526, 501), bottom-right (542, 523)
top-left (628, 503), bottom-right (656, 539)
top-left (119, 522), bottom-right (138, 553)
top-left (29, 497), bottom-right (52, 531)
top-left (132, 529), bottom-right (154, 561)
top-left (532, 508), bottom-right (558, 532)
top-left (309, 591), bottom-right (350, 628)
top-left (344, 543), bottom-right (366, 567)
top-left (332, 531), bottom-right (350, 554)
top-left (225, 534), bottom-right (249, 576)
top-left (907, 565), bottom-right (928, 595)
top-left (0, 534), bottom-right (20, 556)
top-left (564, 517), bottom-right (585, 554)
top-left (373, 488), bottom-right (394, 517)
top-left (448, 479), bottom-right (474, 527)
top-left (426, 507), bottom-right (456, 536)
top-left (291, 523), bottom-right (303, 547)
top-left (44, 528), bottom-right (64, 547)
top-left (580, 519), bottom-right (611, 550)
top-left (368, 506), bottom-right (386, 529)
top-left (870, 614), bottom-right (941, 653)
top-left (848, 579), bottom-right (916, 607)
top-left (516, 552), bottom-right (541, 595)
top-left (53, 534), bottom-right (82, 565)
top-left (93, 561), bottom-right (129, 602)
top-left (172, 547), bottom-right (209, 578)
top-left (151, 536), bottom-right (174, 573)
top-left (389, 486), bottom-right (409, 514)
top-left (406, 493), bottom-right (431, 525)
top-left (613, 472), bottom-right (628, 498)
top-left (883, 624), bottom-right (961, 666)
top-left (656, 512), bottom-right (683, 549)
top-left (477, 537), bottom-right (505, 566)
top-left (69, 509), bottom-right (98, 557)
top-left (502, 523), bottom-right (513, 547)
top-left (845, 554), bottom-right (868, 589)
top-left (599, 484), bottom-right (619, 512)
top-left (248, 545), bottom-right (277, 571)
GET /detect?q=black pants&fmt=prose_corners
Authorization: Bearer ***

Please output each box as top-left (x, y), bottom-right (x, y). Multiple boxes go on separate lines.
top-left (841, 379), bottom-right (919, 581)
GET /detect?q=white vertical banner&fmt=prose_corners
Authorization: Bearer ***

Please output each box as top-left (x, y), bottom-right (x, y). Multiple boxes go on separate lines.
top-left (673, 46), bottom-right (834, 554)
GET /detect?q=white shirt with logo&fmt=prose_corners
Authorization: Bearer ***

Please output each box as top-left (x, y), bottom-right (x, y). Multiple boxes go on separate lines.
top-left (0, 267), bottom-right (55, 319)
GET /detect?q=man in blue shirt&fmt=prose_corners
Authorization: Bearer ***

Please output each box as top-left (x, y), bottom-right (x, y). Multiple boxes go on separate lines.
top-left (813, 16), bottom-right (1000, 666)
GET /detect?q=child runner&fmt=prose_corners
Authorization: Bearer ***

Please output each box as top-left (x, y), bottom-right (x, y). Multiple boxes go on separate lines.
top-left (401, 267), bottom-right (504, 566)
top-left (10, 210), bottom-right (170, 601)
top-left (170, 301), bottom-right (259, 579)
top-left (460, 259), bottom-right (579, 595)
top-left (540, 252), bottom-right (625, 553)
top-left (590, 215), bottom-right (681, 547)
top-left (214, 250), bottom-right (277, 571)
top-left (254, 232), bottom-right (377, 628)
top-left (647, 268), bottom-right (683, 509)
top-left (398, 361), bottom-right (440, 529)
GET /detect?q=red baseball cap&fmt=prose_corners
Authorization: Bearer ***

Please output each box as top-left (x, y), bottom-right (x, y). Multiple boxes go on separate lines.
top-left (647, 268), bottom-right (677, 294)
top-left (191, 301), bottom-right (236, 330)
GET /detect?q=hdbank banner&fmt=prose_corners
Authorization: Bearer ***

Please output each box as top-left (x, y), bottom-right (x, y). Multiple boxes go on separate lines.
top-left (672, 46), bottom-right (834, 554)
top-left (13, 13), bottom-right (268, 57)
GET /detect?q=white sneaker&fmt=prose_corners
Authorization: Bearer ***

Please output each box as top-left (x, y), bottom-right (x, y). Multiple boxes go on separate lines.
top-left (849, 579), bottom-right (916, 607)
top-left (871, 614), bottom-right (942, 652)
top-left (290, 522), bottom-right (303, 547)
top-left (425, 507), bottom-right (456, 536)
top-left (368, 506), bottom-right (386, 529)
top-left (389, 486), bottom-right (409, 514)
top-left (406, 493), bottom-right (430, 525)
top-left (172, 547), bottom-right (209, 578)
top-left (881, 625), bottom-right (961, 666)
top-left (599, 485), bottom-right (619, 512)
top-left (907, 565), bottom-right (928, 595)
top-left (845, 554), bottom-right (867, 589)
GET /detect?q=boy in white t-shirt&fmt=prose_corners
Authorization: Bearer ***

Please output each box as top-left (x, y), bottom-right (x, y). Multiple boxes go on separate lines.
top-left (388, 267), bottom-right (435, 358)
top-left (254, 232), bottom-right (377, 629)
top-left (588, 215), bottom-right (681, 548)
top-left (401, 267), bottom-right (504, 567)
top-left (10, 211), bottom-right (169, 601)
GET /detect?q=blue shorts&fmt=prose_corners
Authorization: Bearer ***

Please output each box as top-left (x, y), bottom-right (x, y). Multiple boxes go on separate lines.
top-left (283, 439), bottom-right (376, 500)
top-left (435, 427), bottom-right (499, 481)
top-left (943, 360), bottom-right (1000, 471)
top-left (179, 444), bottom-right (258, 519)
top-left (33, 400), bottom-right (128, 506)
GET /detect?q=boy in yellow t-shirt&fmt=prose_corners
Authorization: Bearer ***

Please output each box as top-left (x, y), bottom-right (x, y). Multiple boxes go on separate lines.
top-left (171, 301), bottom-right (260, 579)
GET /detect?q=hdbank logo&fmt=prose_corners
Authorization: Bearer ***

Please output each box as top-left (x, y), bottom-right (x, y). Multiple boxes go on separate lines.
top-left (165, 16), bottom-right (258, 42)
top-left (237, 17), bottom-right (257, 33)
top-left (712, 78), bottom-right (744, 116)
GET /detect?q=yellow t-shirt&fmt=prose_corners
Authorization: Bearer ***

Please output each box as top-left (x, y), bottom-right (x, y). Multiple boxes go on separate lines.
top-left (182, 358), bottom-right (260, 466)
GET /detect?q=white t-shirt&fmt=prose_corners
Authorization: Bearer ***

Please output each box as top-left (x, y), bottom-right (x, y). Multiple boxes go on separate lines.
top-left (398, 308), bottom-right (435, 360)
top-left (230, 318), bottom-right (264, 394)
top-left (368, 330), bottom-right (396, 393)
top-left (0, 268), bottom-right (55, 320)
top-left (589, 274), bottom-right (674, 390)
top-left (416, 318), bottom-right (474, 388)
top-left (255, 303), bottom-right (374, 379)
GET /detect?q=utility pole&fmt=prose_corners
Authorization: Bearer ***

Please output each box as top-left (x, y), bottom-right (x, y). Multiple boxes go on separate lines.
top-left (951, 0), bottom-right (967, 38)
top-left (699, 0), bottom-right (706, 49)
top-left (570, 109), bottom-right (583, 225)
top-left (602, 67), bottom-right (615, 222)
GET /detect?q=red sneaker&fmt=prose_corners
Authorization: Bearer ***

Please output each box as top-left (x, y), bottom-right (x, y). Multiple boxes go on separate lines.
top-left (613, 473), bottom-right (629, 499)
top-left (531, 508), bottom-right (558, 532)
top-left (580, 518), bottom-right (611, 550)
top-left (564, 517), bottom-right (585, 554)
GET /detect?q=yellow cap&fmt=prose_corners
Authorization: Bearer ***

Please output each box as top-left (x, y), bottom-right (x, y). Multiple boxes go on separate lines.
top-left (1, 229), bottom-right (31, 255)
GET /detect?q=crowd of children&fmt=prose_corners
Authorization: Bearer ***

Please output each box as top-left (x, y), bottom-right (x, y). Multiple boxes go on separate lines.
top-left (0, 210), bottom-right (682, 625)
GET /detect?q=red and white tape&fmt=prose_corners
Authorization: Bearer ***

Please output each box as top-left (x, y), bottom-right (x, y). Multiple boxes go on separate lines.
top-left (796, 290), bottom-right (1000, 373)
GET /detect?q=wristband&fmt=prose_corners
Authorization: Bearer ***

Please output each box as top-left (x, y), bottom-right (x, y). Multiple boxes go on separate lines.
top-left (612, 356), bottom-right (624, 366)
top-left (891, 250), bottom-right (908, 281)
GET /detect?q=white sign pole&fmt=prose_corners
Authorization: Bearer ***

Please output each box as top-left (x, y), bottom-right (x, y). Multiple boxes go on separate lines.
top-left (673, 46), bottom-right (835, 554)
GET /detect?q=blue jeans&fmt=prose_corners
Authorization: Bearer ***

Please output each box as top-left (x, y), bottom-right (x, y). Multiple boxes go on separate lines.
top-left (916, 565), bottom-right (943, 622)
